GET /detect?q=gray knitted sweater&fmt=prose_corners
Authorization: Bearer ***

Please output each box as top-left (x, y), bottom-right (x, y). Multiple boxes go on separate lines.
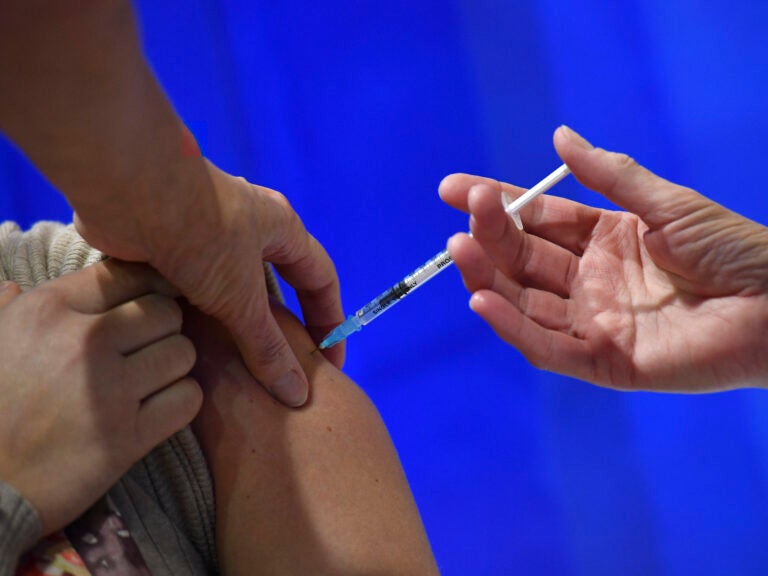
top-left (0, 221), bottom-right (280, 575)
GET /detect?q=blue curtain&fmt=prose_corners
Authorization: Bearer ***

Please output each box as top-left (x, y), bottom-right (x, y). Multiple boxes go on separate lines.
top-left (2, 1), bottom-right (767, 574)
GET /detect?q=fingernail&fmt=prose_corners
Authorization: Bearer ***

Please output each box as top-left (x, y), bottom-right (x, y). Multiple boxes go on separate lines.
top-left (560, 125), bottom-right (594, 151)
top-left (0, 281), bottom-right (12, 293)
top-left (273, 370), bottom-right (307, 407)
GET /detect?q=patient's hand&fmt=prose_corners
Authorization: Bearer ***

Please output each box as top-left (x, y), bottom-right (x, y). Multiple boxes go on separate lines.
top-left (184, 300), bottom-right (439, 575)
top-left (0, 261), bottom-right (201, 536)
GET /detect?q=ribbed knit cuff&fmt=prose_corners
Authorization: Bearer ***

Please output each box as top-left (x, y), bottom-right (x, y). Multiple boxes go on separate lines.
top-left (0, 480), bottom-right (42, 576)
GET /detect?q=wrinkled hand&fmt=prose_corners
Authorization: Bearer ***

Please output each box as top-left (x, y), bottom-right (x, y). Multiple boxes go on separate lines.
top-left (76, 160), bottom-right (344, 407)
top-left (1, 0), bottom-right (342, 408)
top-left (440, 126), bottom-right (768, 392)
top-left (0, 261), bottom-right (201, 535)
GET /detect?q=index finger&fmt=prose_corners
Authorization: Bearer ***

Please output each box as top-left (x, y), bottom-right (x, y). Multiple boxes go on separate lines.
top-left (440, 172), bottom-right (604, 255)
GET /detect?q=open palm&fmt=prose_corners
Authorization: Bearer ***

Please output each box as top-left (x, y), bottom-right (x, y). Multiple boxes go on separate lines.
top-left (440, 127), bottom-right (768, 392)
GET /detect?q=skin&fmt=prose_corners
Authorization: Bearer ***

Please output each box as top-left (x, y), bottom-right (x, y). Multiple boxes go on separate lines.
top-left (1, 264), bottom-right (437, 572)
top-left (0, 1), bottom-right (344, 407)
top-left (185, 300), bottom-right (440, 575)
top-left (440, 126), bottom-right (768, 392)
top-left (0, 262), bottom-right (201, 535)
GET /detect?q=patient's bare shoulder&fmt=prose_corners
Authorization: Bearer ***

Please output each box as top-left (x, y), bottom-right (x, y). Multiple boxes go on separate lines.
top-left (184, 300), bottom-right (439, 575)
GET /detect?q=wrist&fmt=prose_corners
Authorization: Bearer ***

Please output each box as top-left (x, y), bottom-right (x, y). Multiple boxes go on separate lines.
top-left (142, 158), bottom-right (230, 280)
top-left (75, 125), bottom-right (215, 263)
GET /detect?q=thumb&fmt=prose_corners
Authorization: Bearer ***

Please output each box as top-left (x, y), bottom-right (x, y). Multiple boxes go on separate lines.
top-left (0, 281), bottom-right (21, 309)
top-left (553, 125), bottom-right (708, 230)
top-left (231, 307), bottom-right (309, 407)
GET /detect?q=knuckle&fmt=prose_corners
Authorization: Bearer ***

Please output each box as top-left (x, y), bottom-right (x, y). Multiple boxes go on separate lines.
top-left (248, 330), bottom-right (291, 368)
top-left (0, 280), bottom-right (21, 297)
top-left (609, 151), bottom-right (638, 173)
top-left (212, 285), bottom-right (261, 336)
top-left (253, 185), bottom-right (294, 223)
top-left (268, 190), bottom-right (305, 235)
top-left (154, 294), bottom-right (183, 328)
top-left (138, 294), bottom-right (183, 331)
top-left (98, 258), bottom-right (132, 284)
top-left (24, 286), bottom-right (70, 322)
top-left (265, 188), bottom-right (293, 212)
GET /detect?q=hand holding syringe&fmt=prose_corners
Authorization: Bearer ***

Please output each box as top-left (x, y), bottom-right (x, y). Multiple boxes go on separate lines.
top-left (319, 164), bottom-right (572, 349)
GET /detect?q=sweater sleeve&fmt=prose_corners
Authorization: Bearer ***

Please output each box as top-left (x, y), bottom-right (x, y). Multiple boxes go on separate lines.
top-left (0, 221), bottom-right (100, 573)
top-left (0, 480), bottom-right (41, 576)
top-left (0, 221), bottom-right (103, 289)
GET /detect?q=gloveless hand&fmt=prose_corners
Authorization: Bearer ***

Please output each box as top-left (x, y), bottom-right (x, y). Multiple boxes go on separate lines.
top-left (77, 160), bottom-right (344, 407)
top-left (0, 261), bottom-right (201, 535)
top-left (440, 126), bottom-right (768, 392)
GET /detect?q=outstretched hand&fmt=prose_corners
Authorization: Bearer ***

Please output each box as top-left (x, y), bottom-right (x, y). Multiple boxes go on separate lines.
top-left (440, 126), bottom-right (768, 392)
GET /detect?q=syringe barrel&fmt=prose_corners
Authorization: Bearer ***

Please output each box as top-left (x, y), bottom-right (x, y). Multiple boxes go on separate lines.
top-left (355, 249), bottom-right (454, 325)
top-left (404, 248), bottom-right (453, 288)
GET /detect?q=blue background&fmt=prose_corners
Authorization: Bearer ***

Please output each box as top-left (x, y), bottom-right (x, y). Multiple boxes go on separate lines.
top-left (2, 1), bottom-right (768, 574)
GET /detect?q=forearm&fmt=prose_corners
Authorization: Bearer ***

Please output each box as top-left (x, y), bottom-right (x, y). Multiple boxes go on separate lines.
top-left (0, 0), bottom-right (213, 261)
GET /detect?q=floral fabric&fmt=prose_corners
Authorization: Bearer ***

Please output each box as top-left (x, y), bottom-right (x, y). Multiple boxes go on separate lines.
top-left (17, 498), bottom-right (150, 576)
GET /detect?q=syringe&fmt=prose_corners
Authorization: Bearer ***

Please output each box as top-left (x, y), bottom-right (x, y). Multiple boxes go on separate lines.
top-left (318, 163), bottom-right (571, 349)
top-left (319, 247), bottom-right (454, 349)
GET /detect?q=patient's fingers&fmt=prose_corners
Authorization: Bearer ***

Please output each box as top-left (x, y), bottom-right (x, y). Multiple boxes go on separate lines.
top-left (62, 259), bottom-right (178, 313)
top-left (126, 333), bottom-right (197, 400)
top-left (136, 377), bottom-right (202, 454)
top-left (100, 294), bottom-right (183, 354)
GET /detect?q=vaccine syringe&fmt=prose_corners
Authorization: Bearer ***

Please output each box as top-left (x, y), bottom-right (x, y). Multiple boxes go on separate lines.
top-left (318, 163), bottom-right (571, 349)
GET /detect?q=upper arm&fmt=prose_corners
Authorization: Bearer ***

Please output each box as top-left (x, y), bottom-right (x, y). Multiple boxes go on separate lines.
top-left (184, 301), bottom-right (439, 575)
